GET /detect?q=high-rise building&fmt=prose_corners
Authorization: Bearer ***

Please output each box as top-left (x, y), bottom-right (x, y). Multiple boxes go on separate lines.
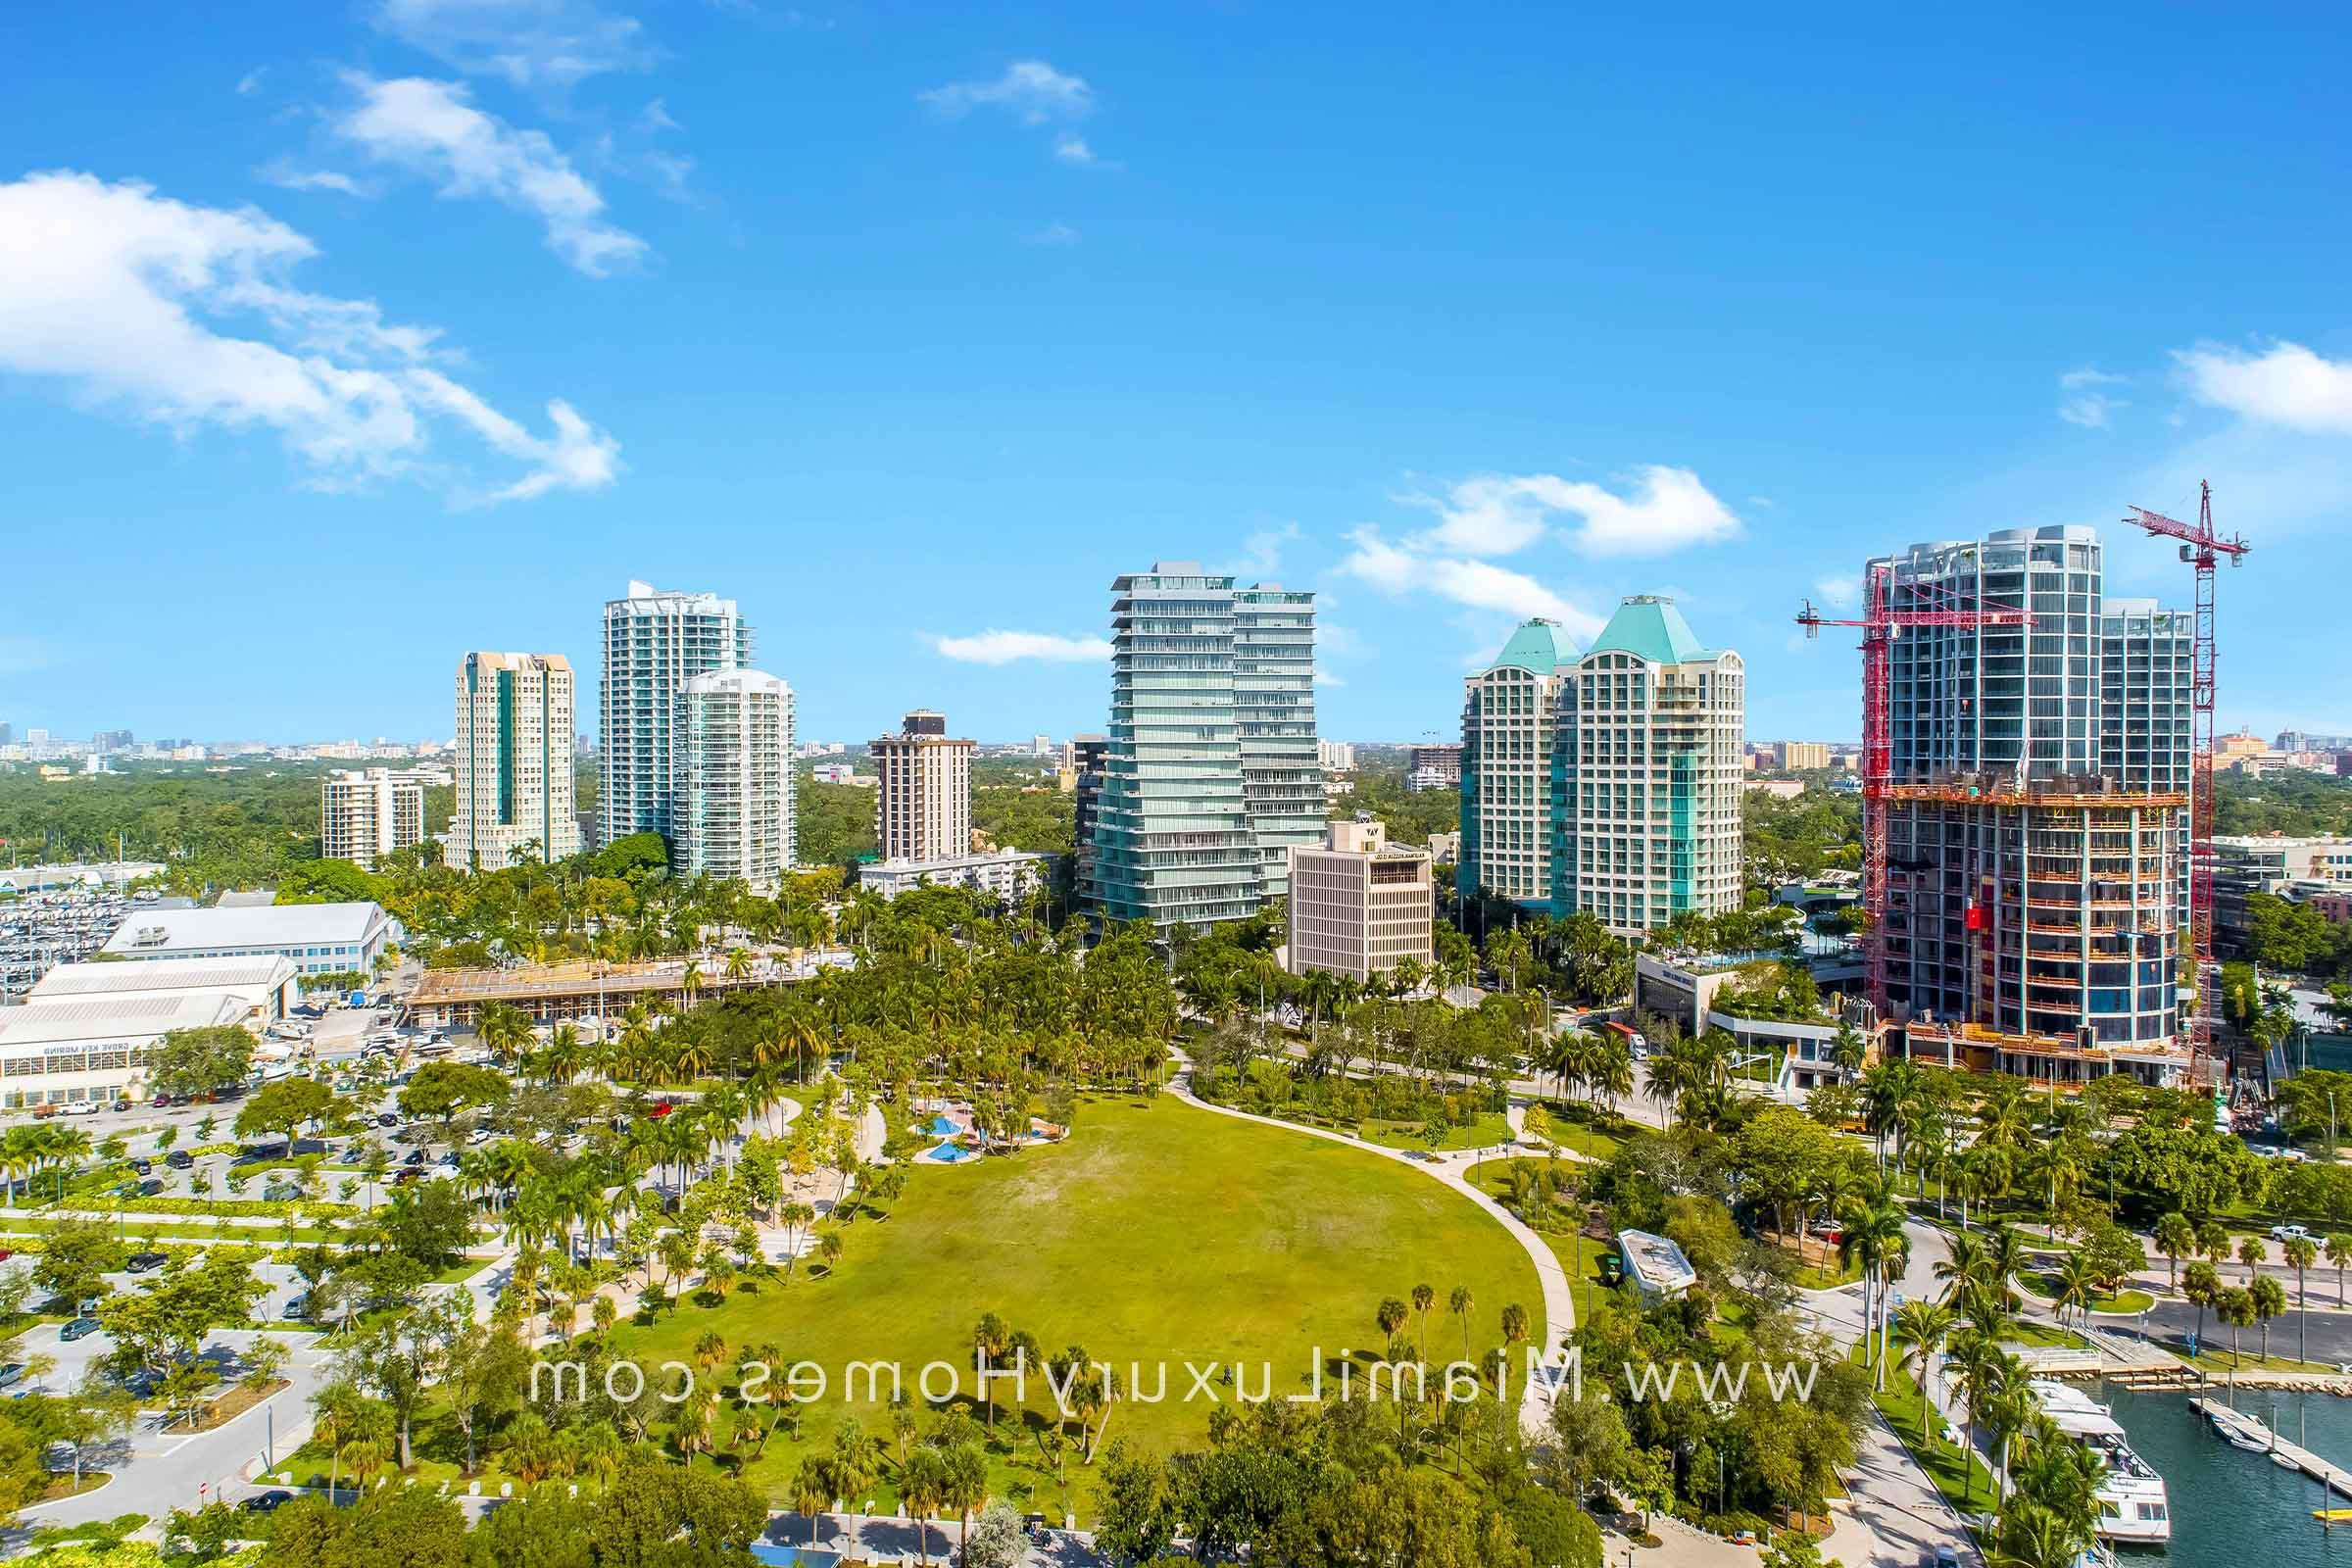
top-left (1086, 563), bottom-right (1316, 929)
top-left (1031, 733), bottom-right (1054, 756)
top-left (92, 729), bottom-right (132, 753)
top-left (1551, 597), bottom-right (1743, 934)
top-left (1316, 740), bottom-right (1358, 772)
top-left (1235, 585), bottom-right (1323, 904)
top-left (1780, 741), bottom-right (1831, 770)
top-left (672, 670), bottom-right (796, 894)
top-left (1287, 815), bottom-right (1434, 983)
top-left (451, 652), bottom-right (579, 871)
top-left (320, 767), bottom-right (425, 869)
top-left (599, 582), bottom-right (753, 847)
top-left (872, 710), bottom-right (973, 863)
top-left (1070, 734), bottom-right (1110, 894)
top-left (0, 723), bottom-right (11, 746)
top-left (1875, 526), bottom-right (2190, 1080)
top-left (1457, 620), bottom-right (1570, 908)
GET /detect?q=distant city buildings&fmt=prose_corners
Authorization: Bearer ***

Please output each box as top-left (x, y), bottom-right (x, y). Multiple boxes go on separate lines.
top-left (1405, 742), bottom-right (1463, 793)
top-left (2216, 833), bottom-right (2352, 954)
top-left (600, 581), bottom-right (754, 847)
top-left (1085, 563), bottom-right (1318, 930)
top-left (1286, 816), bottom-right (1434, 984)
top-left (450, 652), bottom-right (579, 871)
top-left (1316, 740), bottom-right (1357, 772)
top-left (671, 669), bottom-right (796, 894)
top-left (873, 710), bottom-right (974, 863)
top-left (320, 767), bottom-right (426, 869)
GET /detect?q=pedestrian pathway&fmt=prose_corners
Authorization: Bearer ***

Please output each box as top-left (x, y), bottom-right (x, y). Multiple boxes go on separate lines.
top-left (1161, 1052), bottom-right (1576, 1437)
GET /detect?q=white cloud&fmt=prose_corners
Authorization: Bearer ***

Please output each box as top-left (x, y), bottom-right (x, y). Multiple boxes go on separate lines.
top-left (0, 171), bottom-right (618, 503)
top-left (1222, 522), bottom-right (1299, 579)
top-left (236, 68), bottom-right (269, 97)
top-left (1314, 667), bottom-right (1346, 687)
top-left (2175, 340), bottom-right (2352, 434)
top-left (919, 60), bottom-right (1093, 123)
top-left (928, 630), bottom-right (1111, 665)
top-left (1318, 622), bottom-right (1371, 659)
top-left (373, 0), bottom-right (652, 92)
top-left (638, 97), bottom-right (679, 132)
top-left (2058, 366), bottom-right (2129, 428)
top-left (1054, 134), bottom-right (1109, 168)
top-left (1405, 465), bottom-right (1740, 558)
top-left (1023, 220), bottom-right (1079, 246)
top-left (1812, 575), bottom-right (1858, 609)
top-left (335, 74), bottom-right (647, 276)
top-left (259, 165), bottom-right (369, 197)
top-left (1338, 528), bottom-right (1604, 640)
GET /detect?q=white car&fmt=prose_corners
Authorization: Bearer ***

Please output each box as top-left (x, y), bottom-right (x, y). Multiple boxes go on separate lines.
top-left (2270, 1223), bottom-right (2312, 1243)
top-left (60, 1101), bottom-right (100, 1117)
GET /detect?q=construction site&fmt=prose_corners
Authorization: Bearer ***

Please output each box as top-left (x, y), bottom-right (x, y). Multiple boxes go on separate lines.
top-left (1799, 484), bottom-right (2248, 1092)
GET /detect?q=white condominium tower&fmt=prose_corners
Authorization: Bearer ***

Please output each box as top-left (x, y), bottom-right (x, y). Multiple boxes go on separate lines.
top-left (1085, 563), bottom-right (1318, 930)
top-left (872, 710), bottom-right (973, 863)
top-left (450, 652), bottom-right (579, 870)
top-left (1458, 619), bottom-right (1570, 908)
top-left (1553, 596), bottom-right (1744, 934)
top-left (319, 767), bottom-right (424, 869)
top-left (672, 670), bottom-right (796, 894)
top-left (600, 581), bottom-right (754, 847)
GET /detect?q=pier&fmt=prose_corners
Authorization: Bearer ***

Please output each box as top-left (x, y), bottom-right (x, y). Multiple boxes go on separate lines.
top-left (2192, 1398), bottom-right (2352, 1502)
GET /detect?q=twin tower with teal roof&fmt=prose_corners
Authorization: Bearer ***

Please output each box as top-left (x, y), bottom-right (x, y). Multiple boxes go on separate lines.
top-left (1457, 596), bottom-right (1744, 935)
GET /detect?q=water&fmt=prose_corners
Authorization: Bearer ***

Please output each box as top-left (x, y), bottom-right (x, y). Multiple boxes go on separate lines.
top-left (924, 1142), bottom-right (973, 1164)
top-left (926, 1114), bottom-right (959, 1137)
top-left (2102, 1386), bottom-right (2352, 1567)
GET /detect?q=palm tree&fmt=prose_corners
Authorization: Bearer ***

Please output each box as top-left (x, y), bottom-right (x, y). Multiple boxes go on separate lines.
top-left (2217, 1285), bottom-right (2256, 1384)
top-left (791, 1455), bottom-right (833, 1549)
top-left (901, 1447), bottom-right (950, 1568)
top-left (1410, 1282), bottom-right (1436, 1361)
top-left (2252, 1274), bottom-right (2289, 1366)
top-left (2153, 1211), bottom-right (2195, 1294)
top-left (2283, 1233), bottom-right (2321, 1362)
top-left (2330, 1234), bottom-right (2352, 1307)
top-left (1839, 1191), bottom-right (1911, 1387)
top-left (1448, 1285), bottom-right (1475, 1365)
top-left (2051, 1250), bottom-right (2102, 1332)
top-left (2182, 1260), bottom-right (2222, 1351)
top-left (1891, 1298), bottom-right (1958, 1446)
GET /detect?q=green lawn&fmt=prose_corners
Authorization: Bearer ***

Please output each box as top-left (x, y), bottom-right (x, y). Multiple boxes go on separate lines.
top-left (1356, 1112), bottom-right (1513, 1152)
top-left (2017, 1272), bottom-right (2154, 1316)
top-left (580, 1095), bottom-right (1544, 1511)
top-left (1461, 1157), bottom-right (1616, 1324)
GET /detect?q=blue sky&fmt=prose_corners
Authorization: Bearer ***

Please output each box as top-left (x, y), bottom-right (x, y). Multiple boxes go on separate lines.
top-left (3, 2), bottom-right (2349, 748)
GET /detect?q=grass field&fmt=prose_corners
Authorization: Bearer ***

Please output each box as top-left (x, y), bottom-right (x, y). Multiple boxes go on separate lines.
top-left (1356, 1112), bottom-right (1513, 1152)
top-left (291, 1095), bottom-right (1543, 1512)
top-left (2017, 1271), bottom-right (2155, 1316)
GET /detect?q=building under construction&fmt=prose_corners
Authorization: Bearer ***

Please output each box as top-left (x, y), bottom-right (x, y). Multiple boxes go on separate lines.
top-left (1872, 525), bottom-right (2198, 1086)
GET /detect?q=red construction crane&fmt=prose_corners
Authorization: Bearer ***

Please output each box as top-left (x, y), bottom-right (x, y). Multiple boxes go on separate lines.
top-left (2122, 480), bottom-right (2250, 1076)
top-left (1797, 572), bottom-right (2035, 1013)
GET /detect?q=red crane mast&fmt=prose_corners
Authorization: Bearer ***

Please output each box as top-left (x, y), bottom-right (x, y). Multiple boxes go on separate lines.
top-left (1797, 574), bottom-right (2034, 1013)
top-left (2121, 480), bottom-right (2249, 1074)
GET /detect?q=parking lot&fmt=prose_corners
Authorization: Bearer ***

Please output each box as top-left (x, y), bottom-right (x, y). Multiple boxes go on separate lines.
top-left (0, 886), bottom-right (153, 1003)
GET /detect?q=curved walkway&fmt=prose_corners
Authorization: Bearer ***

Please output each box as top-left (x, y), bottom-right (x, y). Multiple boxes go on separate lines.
top-left (1162, 1054), bottom-right (1574, 1437)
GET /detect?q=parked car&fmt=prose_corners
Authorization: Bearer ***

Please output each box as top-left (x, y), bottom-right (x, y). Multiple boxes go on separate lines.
top-left (61, 1101), bottom-right (99, 1117)
top-left (29, 1105), bottom-right (56, 1120)
top-left (262, 1183), bottom-right (301, 1202)
top-left (392, 1168), bottom-right (422, 1185)
top-left (0, 1365), bottom-right (24, 1390)
top-left (124, 1251), bottom-right (168, 1274)
top-left (59, 1317), bottom-right (102, 1343)
top-left (289, 1138), bottom-right (327, 1156)
top-left (240, 1490), bottom-right (295, 1514)
top-left (165, 1150), bottom-right (193, 1169)
top-left (438, 1151), bottom-right (461, 1168)
top-left (137, 1179), bottom-right (165, 1197)
top-left (377, 1112), bottom-right (399, 1127)
top-left (402, 1149), bottom-right (426, 1166)
top-left (130, 1158), bottom-right (152, 1175)
top-left (466, 1127), bottom-right (493, 1147)
top-left (2272, 1223), bottom-right (2313, 1243)
top-left (282, 1295), bottom-right (310, 1321)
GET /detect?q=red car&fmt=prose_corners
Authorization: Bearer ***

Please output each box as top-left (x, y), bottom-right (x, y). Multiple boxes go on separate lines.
top-left (650, 1101), bottom-right (674, 1118)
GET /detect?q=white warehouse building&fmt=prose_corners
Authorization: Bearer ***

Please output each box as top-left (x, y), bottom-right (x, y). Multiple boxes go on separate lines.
top-left (100, 902), bottom-right (400, 979)
top-left (0, 956), bottom-right (298, 1108)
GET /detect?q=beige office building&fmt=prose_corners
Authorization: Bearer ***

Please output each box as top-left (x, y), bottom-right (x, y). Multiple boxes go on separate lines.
top-left (320, 767), bottom-right (425, 868)
top-left (1781, 741), bottom-right (1831, 770)
top-left (1285, 816), bottom-right (1434, 983)
top-left (450, 652), bottom-right (579, 871)
top-left (873, 710), bottom-right (974, 863)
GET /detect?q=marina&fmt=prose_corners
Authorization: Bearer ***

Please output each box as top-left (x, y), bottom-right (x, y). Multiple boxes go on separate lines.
top-left (2094, 1388), bottom-right (2352, 1566)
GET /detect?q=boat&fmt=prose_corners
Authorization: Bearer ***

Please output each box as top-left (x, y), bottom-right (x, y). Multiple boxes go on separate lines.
top-left (2029, 1380), bottom-right (2172, 1544)
top-left (2204, 1404), bottom-right (2275, 1452)
top-left (2315, 1508), bottom-right (2352, 1522)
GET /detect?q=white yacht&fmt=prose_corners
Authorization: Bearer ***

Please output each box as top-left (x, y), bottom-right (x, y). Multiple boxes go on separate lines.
top-left (2028, 1380), bottom-right (2172, 1544)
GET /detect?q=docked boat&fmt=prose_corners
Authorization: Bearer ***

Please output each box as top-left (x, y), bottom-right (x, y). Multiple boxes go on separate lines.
top-left (2029, 1380), bottom-right (2172, 1544)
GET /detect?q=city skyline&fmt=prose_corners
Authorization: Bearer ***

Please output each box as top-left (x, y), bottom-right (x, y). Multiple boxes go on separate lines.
top-left (3, 7), bottom-right (2348, 748)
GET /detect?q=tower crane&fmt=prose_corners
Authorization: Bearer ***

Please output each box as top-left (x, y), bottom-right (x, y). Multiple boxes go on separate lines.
top-left (2122, 481), bottom-right (2249, 1076)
